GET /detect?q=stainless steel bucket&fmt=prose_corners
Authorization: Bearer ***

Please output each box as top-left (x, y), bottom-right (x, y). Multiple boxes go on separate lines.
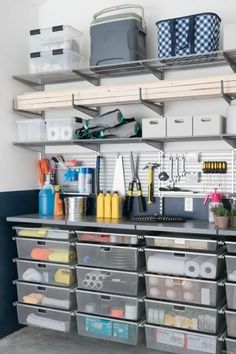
top-left (64, 197), bottom-right (87, 219)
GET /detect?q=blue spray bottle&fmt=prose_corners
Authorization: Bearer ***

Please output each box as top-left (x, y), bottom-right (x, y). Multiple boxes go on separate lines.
top-left (39, 174), bottom-right (55, 216)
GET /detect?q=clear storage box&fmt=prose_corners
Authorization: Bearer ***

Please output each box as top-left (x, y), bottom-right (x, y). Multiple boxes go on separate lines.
top-left (16, 259), bottom-right (76, 287)
top-left (14, 226), bottom-right (74, 241)
top-left (16, 302), bottom-right (73, 332)
top-left (76, 243), bottom-right (145, 271)
top-left (16, 119), bottom-right (45, 142)
top-left (226, 241), bottom-right (236, 254)
top-left (145, 299), bottom-right (224, 334)
top-left (76, 231), bottom-right (142, 245)
top-left (29, 49), bottom-right (81, 74)
top-left (30, 25), bottom-right (84, 54)
top-left (76, 266), bottom-right (145, 296)
top-left (46, 117), bottom-right (76, 141)
top-left (226, 255), bottom-right (236, 282)
top-left (145, 248), bottom-right (224, 280)
top-left (226, 282), bottom-right (236, 310)
top-left (76, 313), bottom-right (143, 345)
top-left (76, 289), bottom-right (144, 321)
top-left (15, 281), bottom-right (76, 310)
top-left (145, 274), bottom-right (225, 307)
top-left (14, 237), bottom-right (76, 264)
top-left (226, 337), bottom-right (236, 354)
top-left (145, 324), bottom-right (224, 354)
top-left (145, 235), bottom-right (221, 251)
top-left (226, 310), bottom-right (236, 338)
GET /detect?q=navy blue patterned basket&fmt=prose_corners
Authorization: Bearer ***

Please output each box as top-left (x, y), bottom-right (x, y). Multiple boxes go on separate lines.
top-left (156, 12), bottom-right (221, 58)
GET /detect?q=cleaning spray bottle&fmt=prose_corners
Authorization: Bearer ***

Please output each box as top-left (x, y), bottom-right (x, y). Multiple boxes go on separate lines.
top-left (204, 188), bottom-right (224, 223)
top-left (54, 185), bottom-right (64, 217)
top-left (39, 174), bottom-right (55, 216)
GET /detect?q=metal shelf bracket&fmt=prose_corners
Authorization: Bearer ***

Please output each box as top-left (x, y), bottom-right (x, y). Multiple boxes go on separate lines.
top-left (73, 70), bottom-right (100, 86)
top-left (72, 94), bottom-right (100, 117)
top-left (139, 88), bottom-right (164, 115)
top-left (221, 80), bottom-right (236, 105)
top-left (142, 62), bottom-right (164, 80)
top-left (12, 99), bottom-right (45, 118)
top-left (12, 75), bottom-right (44, 91)
top-left (223, 52), bottom-right (236, 73)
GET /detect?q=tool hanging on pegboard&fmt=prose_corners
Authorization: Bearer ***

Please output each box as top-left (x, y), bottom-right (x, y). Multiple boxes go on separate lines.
top-left (143, 163), bottom-right (160, 204)
top-left (202, 161), bottom-right (227, 174)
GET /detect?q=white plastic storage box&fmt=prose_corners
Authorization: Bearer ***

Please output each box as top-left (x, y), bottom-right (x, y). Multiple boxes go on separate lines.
top-left (29, 49), bottom-right (81, 74)
top-left (29, 25), bottom-right (84, 54)
top-left (14, 226), bottom-right (75, 240)
top-left (76, 289), bottom-right (144, 321)
top-left (145, 299), bottom-right (224, 334)
top-left (224, 24), bottom-right (236, 50)
top-left (145, 274), bottom-right (225, 307)
top-left (75, 231), bottom-right (142, 245)
top-left (167, 116), bottom-right (193, 137)
top-left (145, 249), bottom-right (225, 280)
top-left (142, 117), bottom-right (166, 138)
top-left (46, 118), bottom-right (75, 141)
top-left (145, 324), bottom-right (224, 354)
top-left (14, 237), bottom-right (76, 264)
top-left (226, 337), bottom-right (236, 354)
top-left (76, 313), bottom-right (144, 345)
top-left (16, 303), bottom-right (73, 332)
top-left (16, 119), bottom-right (45, 142)
top-left (15, 280), bottom-right (76, 310)
top-left (193, 115), bottom-right (225, 136)
top-left (76, 266), bottom-right (145, 296)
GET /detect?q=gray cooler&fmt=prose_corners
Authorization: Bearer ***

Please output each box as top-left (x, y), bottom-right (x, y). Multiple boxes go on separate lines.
top-left (90, 5), bottom-right (147, 67)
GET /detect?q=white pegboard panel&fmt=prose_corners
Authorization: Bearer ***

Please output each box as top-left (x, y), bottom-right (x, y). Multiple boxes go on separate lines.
top-left (46, 148), bottom-right (236, 197)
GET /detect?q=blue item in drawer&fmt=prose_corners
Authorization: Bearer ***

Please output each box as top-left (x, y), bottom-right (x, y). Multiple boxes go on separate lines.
top-left (85, 317), bottom-right (112, 336)
top-left (113, 323), bottom-right (129, 339)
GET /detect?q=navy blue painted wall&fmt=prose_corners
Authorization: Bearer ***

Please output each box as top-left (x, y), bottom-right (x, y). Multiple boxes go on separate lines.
top-left (0, 190), bottom-right (38, 339)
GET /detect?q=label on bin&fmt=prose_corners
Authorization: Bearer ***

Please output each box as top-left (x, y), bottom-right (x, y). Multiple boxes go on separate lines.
top-left (156, 328), bottom-right (184, 348)
top-left (187, 334), bottom-right (216, 353)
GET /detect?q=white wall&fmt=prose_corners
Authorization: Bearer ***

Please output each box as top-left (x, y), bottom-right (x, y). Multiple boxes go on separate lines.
top-left (0, 0), bottom-right (42, 192)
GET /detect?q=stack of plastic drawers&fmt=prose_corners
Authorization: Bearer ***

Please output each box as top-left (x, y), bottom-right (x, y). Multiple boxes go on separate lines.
top-left (225, 241), bottom-right (236, 353)
top-left (75, 231), bottom-right (146, 345)
top-left (13, 226), bottom-right (77, 333)
top-left (29, 25), bottom-right (84, 73)
top-left (144, 233), bottom-right (226, 354)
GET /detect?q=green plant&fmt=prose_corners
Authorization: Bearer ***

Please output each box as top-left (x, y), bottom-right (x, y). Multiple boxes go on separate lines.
top-left (211, 205), bottom-right (230, 217)
top-left (231, 204), bottom-right (236, 216)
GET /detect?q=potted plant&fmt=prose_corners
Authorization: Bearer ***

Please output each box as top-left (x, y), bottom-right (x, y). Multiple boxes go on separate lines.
top-left (211, 205), bottom-right (230, 229)
top-left (230, 203), bottom-right (236, 228)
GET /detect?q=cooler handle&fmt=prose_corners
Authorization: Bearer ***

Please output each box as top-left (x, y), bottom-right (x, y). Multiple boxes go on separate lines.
top-left (93, 5), bottom-right (146, 30)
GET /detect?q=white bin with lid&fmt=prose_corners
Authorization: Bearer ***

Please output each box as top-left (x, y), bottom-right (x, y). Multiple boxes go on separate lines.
top-left (46, 117), bottom-right (76, 141)
top-left (16, 119), bottom-right (45, 142)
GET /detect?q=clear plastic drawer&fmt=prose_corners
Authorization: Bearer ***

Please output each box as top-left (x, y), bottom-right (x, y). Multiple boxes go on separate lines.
top-left (14, 226), bottom-right (74, 241)
top-left (226, 337), bottom-right (236, 354)
top-left (76, 231), bottom-right (142, 245)
top-left (145, 235), bottom-right (221, 251)
top-left (14, 237), bottom-right (76, 264)
top-left (145, 274), bottom-right (225, 307)
top-left (226, 256), bottom-right (236, 282)
top-left (226, 310), bottom-right (236, 338)
top-left (225, 241), bottom-right (236, 254)
top-left (15, 280), bottom-right (76, 310)
top-left (15, 259), bottom-right (76, 287)
top-left (76, 289), bottom-right (144, 321)
top-left (145, 248), bottom-right (225, 280)
top-left (76, 313), bottom-right (143, 345)
top-left (76, 243), bottom-right (145, 271)
top-left (76, 266), bottom-right (145, 296)
top-left (145, 325), bottom-right (224, 354)
top-left (226, 282), bottom-right (236, 310)
top-left (145, 299), bottom-right (224, 334)
top-left (16, 302), bottom-right (73, 332)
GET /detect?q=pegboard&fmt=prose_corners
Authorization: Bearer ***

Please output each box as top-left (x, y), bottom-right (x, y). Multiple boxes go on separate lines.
top-left (48, 148), bottom-right (236, 197)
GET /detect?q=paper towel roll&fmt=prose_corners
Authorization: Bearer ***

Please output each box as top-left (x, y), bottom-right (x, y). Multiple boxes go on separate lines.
top-left (147, 253), bottom-right (185, 275)
top-left (200, 258), bottom-right (217, 279)
top-left (165, 278), bottom-right (175, 288)
top-left (60, 126), bottom-right (73, 141)
top-left (149, 277), bottom-right (161, 286)
top-left (149, 287), bottom-right (161, 298)
top-left (47, 126), bottom-right (60, 141)
top-left (166, 289), bottom-right (177, 300)
top-left (184, 256), bottom-right (204, 278)
top-left (182, 280), bottom-right (193, 290)
top-left (183, 291), bottom-right (195, 302)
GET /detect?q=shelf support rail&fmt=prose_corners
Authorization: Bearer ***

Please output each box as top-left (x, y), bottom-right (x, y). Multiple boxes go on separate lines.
top-left (221, 80), bottom-right (236, 105)
top-left (223, 52), bottom-right (236, 73)
top-left (73, 70), bottom-right (100, 87)
top-left (72, 94), bottom-right (100, 118)
top-left (141, 62), bottom-right (164, 80)
top-left (139, 87), bottom-right (164, 116)
top-left (12, 75), bottom-right (44, 91)
top-left (12, 99), bottom-right (45, 119)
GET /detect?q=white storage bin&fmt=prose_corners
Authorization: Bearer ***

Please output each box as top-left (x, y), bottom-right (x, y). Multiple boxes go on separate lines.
top-left (30, 25), bottom-right (84, 54)
top-left (46, 117), bottom-right (75, 141)
top-left (29, 49), bottom-right (81, 74)
top-left (145, 325), bottom-right (224, 354)
top-left (167, 116), bottom-right (193, 137)
top-left (193, 115), bottom-right (225, 136)
top-left (224, 24), bottom-right (236, 50)
top-left (16, 119), bottom-right (45, 142)
top-left (142, 117), bottom-right (166, 138)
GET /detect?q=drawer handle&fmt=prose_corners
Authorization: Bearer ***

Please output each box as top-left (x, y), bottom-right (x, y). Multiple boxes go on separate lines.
top-left (100, 247), bottom-right (110, 252)
top-left (174, 119), bottom-right (184, 124)
top-left (173, 305), bottom-right (185, 311)
top-left (201, 118), bottom-right (211, 122)
top-left (149, 121), bottom-right (159, 125)
top-left (173, 253), bottom-right (185, 258)
top-left (101, 271), bottom-right (111, 276)
top-left (37, 286), bottom-right (46, 291)
top-left (37, 309), bottom-right (47, 314)
top-left (100, 295), bottom-right (111, 301)
top-left (37, 241), bottom-right (46, 246)
top-left (37, 264), bottom-right (47, 269)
